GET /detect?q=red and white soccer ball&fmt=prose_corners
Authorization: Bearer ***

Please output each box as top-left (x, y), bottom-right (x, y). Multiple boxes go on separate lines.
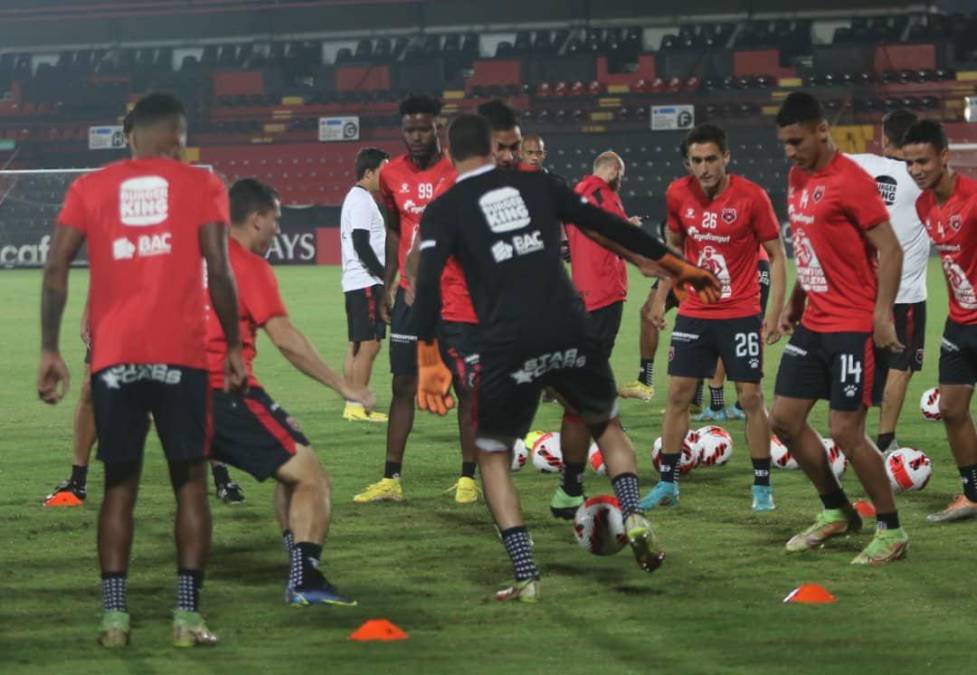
top-left (770, 435), bottom-right (798, 469)
top-left (821, 437), bottom-right (848, 480)
top-left (920, 387), bottom-right (942, 421)
top-left (652, 432), bottom-right (698, 475)
top-left (510, 438), bottom-right (529, 472)
top-left (695, 425), bottom-right (734, 466)
top-left (885, 447), bottom-right (933, 492)
top-left (572, 495), bottom-right (628, 556)
top-left (588, 442), bottom-right (606, 475)
top-left (530, 431), bottom-right (564, 473)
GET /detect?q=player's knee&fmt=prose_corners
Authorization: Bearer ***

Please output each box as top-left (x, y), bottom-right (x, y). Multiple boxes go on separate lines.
top-left (168, 459), bottom-right (207, 493)
top-left (939, 396), bottom-right (969, 423)
top-left (391, 374), bottom-right (416, 400)
top-left (769, 411), bottom-right (799, 441)
top-left (737, 388), bottom-right (763, 414)
top-left (104, 460), bottom-right (140, 489)
top-left (666, 388), bottom-right (693, 412)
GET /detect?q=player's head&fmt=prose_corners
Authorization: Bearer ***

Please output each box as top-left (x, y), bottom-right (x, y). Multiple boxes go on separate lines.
top-left (476, 99), bottom-right (522, 169)
top-left (355, 147), bottom-right (389, 192)
top-left (902, 120), bottom-right (949, 192)
top-left (684, 124), bottom-right (730, 193)
top-left (128, 92), bottom-right (187, 161)
top-left (230, 178), bottom-right (281, 255)
top-left (776, 92), bottom-right (830, 171)
top-left (881, 109), bottom-right (918, 153)
top-left (399, 94), bottom-right (442, 164)
top-left (592, 151), bottom-right (625, 191)
top-left (447, 113), bottom-right (492, 166)
top-left (521, 133), bottom-right (546, 170)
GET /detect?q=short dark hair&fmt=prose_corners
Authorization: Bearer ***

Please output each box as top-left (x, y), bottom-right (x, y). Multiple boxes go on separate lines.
top-left (476, 99), bottom-right (518, 132)
top-left (229, 178), bottom-right (280, 225)
top-left (128, 92), bottom-right (185, 130)
top-left (684, 123), bottom-right (728, 156)
top-left (882, 110), bottom-right (919, 149)
top-left (399, 94), bottom-right (442, 117)
top-left (902, 119), bottom-right (948, 153)
top-left (776, 92), bottom-right (823, 127)
top-left (355, 147), bottom-right (389, 180)
top-left (448, 114), bottom-right (492, 162)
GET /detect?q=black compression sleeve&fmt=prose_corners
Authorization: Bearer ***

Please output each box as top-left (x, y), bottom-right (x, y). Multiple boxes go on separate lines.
top-left (351, 229), bottom-right (385, 280)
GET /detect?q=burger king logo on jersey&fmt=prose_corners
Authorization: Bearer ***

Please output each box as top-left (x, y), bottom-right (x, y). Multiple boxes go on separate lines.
top-left (119, 176), bottom-right (169, 227)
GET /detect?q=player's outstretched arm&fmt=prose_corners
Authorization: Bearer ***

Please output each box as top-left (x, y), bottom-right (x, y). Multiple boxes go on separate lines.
top-left (38, 225), bottom-right (84, 404)
top-left (779, 283), bottom-right (807, 334)
top-left (199, 222), bottom-right (247, 393)
top-left (865, 220), bottom-right (905, 352)
top-left (762, 237), bottom-right (788, 344)
top-left (264, 316), bottom-right (375, 410)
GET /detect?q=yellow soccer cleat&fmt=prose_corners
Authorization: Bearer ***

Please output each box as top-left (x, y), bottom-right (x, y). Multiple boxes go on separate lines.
top-left (343, 403), bottom-right (388, 423)
top-left (446, 476), bottom-right (481, 504)
top-left (352, 477), bottom-right (404, 503)
top-left (618, 380), bottom-right (655, 401)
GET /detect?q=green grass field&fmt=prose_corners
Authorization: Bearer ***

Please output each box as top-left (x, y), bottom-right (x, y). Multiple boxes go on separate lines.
top-left (2, 261), bottom-right (974, 674)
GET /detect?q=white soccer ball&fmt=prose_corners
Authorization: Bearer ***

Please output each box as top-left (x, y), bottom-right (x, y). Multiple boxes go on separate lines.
top-left (651, 432), bottom-right (698, 475)
top-left (572, 495), bottom-right (628, 556)
top-left (821, 437), bottom-right (847, 480)
top-left (695, 425), bottom-right (734, 466)
top-left (920, 387), bottom-right (942, 421)
top-left (511, 439), bottom-right (529, 472)
top-left (770, 435), bottom-right (798, 469)
top-left (588, 442), bottom-right (606, 475)
top-left (885, 447), bottom-right (933, 492)
top-left (530, 431), bottom-right (563, 473)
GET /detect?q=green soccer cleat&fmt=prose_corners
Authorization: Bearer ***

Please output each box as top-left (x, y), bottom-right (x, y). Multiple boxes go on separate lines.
top-left (97, 611), bottom-right (130, 648)
top-left (172, 610), bottom-right (219, 648)
top-left (851, 527), bottom-right (909, 566)
top-left (549, 486), bottom-right (584, 520)
top-left (786, 507), bottom-right (862, 553)
top-left (624, 513), bottom-right (665, 573)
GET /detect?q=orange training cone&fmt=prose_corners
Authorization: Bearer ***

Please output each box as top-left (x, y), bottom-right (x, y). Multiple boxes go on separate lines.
top-left (784, 583), bottom-right (837, 604)
top-left (43, 492), bottom-right (83, 507)
top-left (854, 500), bottom-right (876, 518)
top-left (349, 619), bottom-right (409, 642)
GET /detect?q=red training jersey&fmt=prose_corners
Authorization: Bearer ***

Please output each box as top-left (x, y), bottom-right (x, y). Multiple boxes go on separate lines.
top-left (786, 152), bottom-right (889, 333)
top-left (566, 175), bottom-right (629, 312)
top-left (667, 174), bottom-right (780, 319)
top-left (916, 173), bottom-right (977, 325)
top-left (57, 158), bottom-right (229, 372)
top-left (205, 237), bottom-right (287, 389)
top-left (435, 175), bottom-right (478, 323)
top-left (378, 154), bottom-right (455, 290)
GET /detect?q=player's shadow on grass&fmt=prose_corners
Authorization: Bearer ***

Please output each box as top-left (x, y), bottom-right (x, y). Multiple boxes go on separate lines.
top-left (544, 561), bottom-right (665, 597)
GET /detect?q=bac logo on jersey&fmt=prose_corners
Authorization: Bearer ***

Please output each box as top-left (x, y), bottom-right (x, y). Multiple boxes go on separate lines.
top-left (479, 187), bottom-right (530, 233)
top-left (721, 208), bottom-right (737, 224)
top-left (113, 237), bottom-right (136, 260)
top-left (812, 185), bottom-right (825, 204)
top-left (120, 176), bottom-right (168, 227)
top-left (491, 240), bottom-right (514, 262)
top-left (112, 233), bottom-right (171, 260)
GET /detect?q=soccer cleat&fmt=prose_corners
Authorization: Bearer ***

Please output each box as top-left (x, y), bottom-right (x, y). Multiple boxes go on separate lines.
top-left (549, 486), bottom-right (584, 520)
top-left (723, 405), bottom-right (746, 421)
top-left (352, 477), bottom-right (404, 503)
top-left (216, 480), bottom-right (245, 504)
top-left (97, 611), bottom-right (130, 648)
top-left (695, 408), bottom-right (726, 423)
top-left (446, 476), bottom-right (481, 504)
top-left (751, 485), bottom-right (775, 511)
top-left (638, 481), bottom-right (679, 510)
top-left (43, 479), bottom-right (86, 507)
top-left (343, 402), bottom-right (388, 423)
top-left (618, 380), bottom-right (655, 401)
top-left (287, 582), bottom-right (358, 607)
top-left (624, 513), bottom-right (665, 573)
top-left (925, 494), bottom-right (977, 523)
top-left (495, 577), bottom-right (540, 603)
top-left (785, 507), bottom-right (862, 553)
top-left (851, 527), bottom-right (909, 565)
top-left (172, 610), bottom-right (219, 648)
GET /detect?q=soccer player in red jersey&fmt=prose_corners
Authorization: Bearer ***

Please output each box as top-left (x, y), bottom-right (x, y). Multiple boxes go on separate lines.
top-left (37, 93), bottom-right (247, 647)
top-left (207, 178), bottom-right (372, 604)
top-left (770, 92), bottom-right (909, 565)
top-left (902, 120), bottom-right (977, 522)
top-left (642, 124), bottom-right (787, 512)
top-left (353, 95), bottom-right (459, 503)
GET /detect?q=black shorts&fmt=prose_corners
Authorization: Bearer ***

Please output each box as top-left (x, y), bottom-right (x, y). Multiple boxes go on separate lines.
top-left (345, 284), bottom-right (386, 343)
top-left (210, 388), bottom-right (309, 481)
top-left (884, 301), bottom-right (926, 372)
top-left (758, 259), bottom-right (771, 316)
top-left (774, 325), bottom-right (875, 411)
top-left (939, 318), bottom-right (977, 386)
top-left (438, 320), bottom-right (481, 393)
top-left (475, 335), bottom-right (617, 445)
top-left (668, 313), bottom-right (763, 383)
top-left (389, 286), bottom-right (417, 376)
top-left (91, 364), bottom-right (211, 464)
top-left (651, 280), bottom-right (679, 312)
top-left (588, 301), bottom-right (624, 361)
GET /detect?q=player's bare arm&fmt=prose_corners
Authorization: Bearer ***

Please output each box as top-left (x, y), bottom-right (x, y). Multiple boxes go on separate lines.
top-left (778, 284), bottom-right (807, 334)
top-left (264, 315), bottom-right (375, 411)
top-left (404, 235), bottom-right (420, 295)
top-left (38, 224), bottom-right (85, 404)
top-left (199, 222), bottom-right (248, 393)
top-left (761, 236), bottom-right (788, 344)
top-left (381, 227), bottom-right (400, 321)
top-left (865, 220), bottom-right (906, 352)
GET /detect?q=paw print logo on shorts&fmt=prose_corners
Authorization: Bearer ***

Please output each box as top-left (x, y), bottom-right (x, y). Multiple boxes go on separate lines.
top-left (844, 385), bottom-right (858, 397)
top-left (749, 358), bottom-right (759, 369)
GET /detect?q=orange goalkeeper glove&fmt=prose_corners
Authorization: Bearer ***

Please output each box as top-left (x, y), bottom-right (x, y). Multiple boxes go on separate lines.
top-left (417, 340), bottom-right (455, 416)
top-left (659, 252), bottom-right (722, 304)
